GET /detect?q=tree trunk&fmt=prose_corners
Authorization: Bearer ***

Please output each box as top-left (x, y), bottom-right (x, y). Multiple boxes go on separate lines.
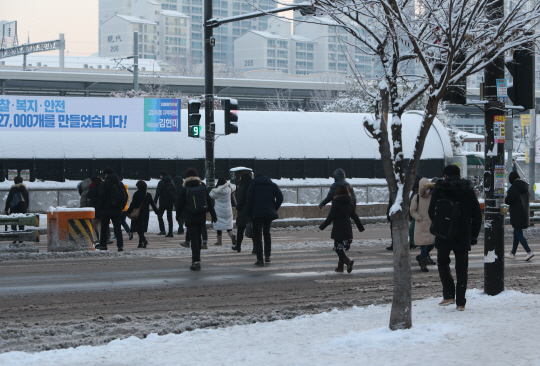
top-left (389, 210), bottom-right (412, 330)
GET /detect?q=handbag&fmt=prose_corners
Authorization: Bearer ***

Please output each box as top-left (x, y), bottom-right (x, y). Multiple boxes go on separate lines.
top-left (10, 192), bottom-right (24, 208)
top-left (245, 220), bottom-right (253, 238)
top-left (128, 193), bottom-right (147, 220)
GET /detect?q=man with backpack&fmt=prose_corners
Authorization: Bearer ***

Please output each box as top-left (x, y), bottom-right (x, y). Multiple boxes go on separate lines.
top-left (96, 167), bottom-right (128, 252)
top-left (154, 171), bottom-right (177, 237)
top-left (176, 168), bottom-right (217, 271)
top-left (428, 164), bottom-right (482, 311)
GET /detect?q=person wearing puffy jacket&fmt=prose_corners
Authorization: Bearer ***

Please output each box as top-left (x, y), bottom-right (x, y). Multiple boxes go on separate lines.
top-left (319, 185), bottom-right (364, 273)
top-left (4, 176), bottom-right (29, 240)
top-left (154, 171), bottom-right (177, 237)
top-left (505, 171), bottom-right (534, 261)
top-left (410, 177), bottom-right (436, 272)
top-left (209, 177), bottom-right (237, 246)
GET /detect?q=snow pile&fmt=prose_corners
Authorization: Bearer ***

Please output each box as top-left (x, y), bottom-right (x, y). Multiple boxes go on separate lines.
top-left (2, 289), bottom-right (539, 365)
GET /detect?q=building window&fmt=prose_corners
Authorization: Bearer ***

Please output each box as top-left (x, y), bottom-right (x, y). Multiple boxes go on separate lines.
top-left (277, 40), bottom-right (288, 48)
top-left (277, 59), bottom-right (288, 68)
top-left (296, 42), bottom-right (306, 50)
top-left (267, 40), bottom-right (276, 48)
top-left (329, 62), bottom-right (336, 70)
top-left (267, 49), bottom-right (275, 57)
top-left (296, 51), bottom-right (306, 60)
top-left (278, 50), bottom-right (287, 58)
top-left (267, 59), bottom-right (276, 67)
top-left (307, 43), bottom-right (314, 51)
top-left (338, 63), bottom-right (348, 71)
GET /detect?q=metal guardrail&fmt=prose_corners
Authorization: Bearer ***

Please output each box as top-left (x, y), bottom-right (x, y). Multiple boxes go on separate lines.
top-left (0, 214), bottom-right (40, 242)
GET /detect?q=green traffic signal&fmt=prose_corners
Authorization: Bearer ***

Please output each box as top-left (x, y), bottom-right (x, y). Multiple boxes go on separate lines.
top-left (189, 125), bottom-right (201, 137)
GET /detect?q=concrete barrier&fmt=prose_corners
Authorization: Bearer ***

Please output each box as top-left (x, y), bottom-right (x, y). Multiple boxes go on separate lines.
top-left (47, 207), bottom-right (95, 252)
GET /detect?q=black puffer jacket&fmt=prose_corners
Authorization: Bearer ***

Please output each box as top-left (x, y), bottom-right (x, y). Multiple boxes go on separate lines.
top-left (154, 175), bottom-right (176, 207)
top-left (176, 177), bottom-right (217, 225)
top-left (245, 175), bottom-right (283, 220)
top-left (87, 182), bottom-right (102, 219)
top-left (173, 176), bottom-right (184, 210)
top-left (505, 179), bottom-right (530, 229)
top-left (98, 173), bottom-right (127, 217)
top-left (4, 183), bottom-right (29, 214)
top-left (428, 176), bottom-right (482, 251)
top-left (235, 183), bottom-right (249, 227)
top-left (319, 195), bottom-right (364, 241)
top-left (319, 169), bottom-right (357, 209)
top-left (127, 189), bottom-right (159, 233)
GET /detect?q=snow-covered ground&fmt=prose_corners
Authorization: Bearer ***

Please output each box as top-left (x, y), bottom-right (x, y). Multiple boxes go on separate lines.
top-left (1, 289), bottom-right (538, 365)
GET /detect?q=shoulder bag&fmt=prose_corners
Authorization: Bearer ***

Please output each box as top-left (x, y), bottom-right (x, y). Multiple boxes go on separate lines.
top-left (128, 193), bottom-right (147, 220)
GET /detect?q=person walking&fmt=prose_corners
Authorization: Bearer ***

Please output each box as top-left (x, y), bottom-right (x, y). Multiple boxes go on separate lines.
top-left (410, 177), bottom-right (436, 272)
top-left (4, 176), bottom-right (29, 242)
top-left (245, 173), bottom-right (283, 266)
top-left (176, 168), bottom-right (217, 271)
top-left (505, 171), bottom-right (534, 261)
top-left (319, 185), bottom-right (364, 273)
top-left (173, 175), bottom-right (185, 235)
top-left (154, 171), bottom-right (176, 237)
top-left (319, 168), bottom-right (356, 209)
top-left (209, 178), bottom-right (237, 246)
top-left (96, 167), bottom-right (128, 252)
top-left (231, 172), bottom-right (252, 253)
top-left (78, 177), bottom-right (92, 208)
top-left (428, 164), bottom-right (482, 311)
top-left (87, 176), bottom-right (104, 244)
top-left (127, 180), bottom-right (159, 249)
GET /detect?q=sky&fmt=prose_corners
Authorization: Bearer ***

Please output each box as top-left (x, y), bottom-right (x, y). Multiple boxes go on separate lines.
top-left (0, 0), bottom-right (98, 56)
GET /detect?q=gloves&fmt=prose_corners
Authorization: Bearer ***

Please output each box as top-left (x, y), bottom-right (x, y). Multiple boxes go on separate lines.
top-left (319, 224), bottom-right (324, 231)
top-left (471, 238), bottom-right (478, 245)
top-left (359, 224), bottom-right (365, 232)
top-left (211, 215), bottom-right (218, 223)
top-left (318, 202), bottom-right (324, 209)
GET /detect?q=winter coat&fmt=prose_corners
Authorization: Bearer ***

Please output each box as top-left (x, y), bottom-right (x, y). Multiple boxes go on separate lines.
top-left (245, 175), bottom-right (283, 220)
top-left (319, 195), bottom-right (364, 241)
top-left (127, 188), bottom-right (159, 233)
top-left (4, 183), bottom-right (29, 214)
top-left (428, 176), bottom-right (482, 251)
top-left (173, 176), bottom-right (184, 210)
top-left (505, 179), bottom-right (530, 229)
top-left (210, 182), bottom-right (236, 231)
top-left (319, 169), bottom-right (357, 209)
top-left (123, 184), bottom-right (130, 212)
top-left (87, 182), bottom-right (102, 219)
top-left (98, 173), bottom-right (128, 217)
top-left (235, 182), bottom-right (250, 227)
top-left (154, 175), bottom-right (176, 207)
top-left (410, 178), bottom-right (435, 246)
top-left (176, 176), bottom-right (217, 225)
top-left (79, 178), bottom-right (92, 208)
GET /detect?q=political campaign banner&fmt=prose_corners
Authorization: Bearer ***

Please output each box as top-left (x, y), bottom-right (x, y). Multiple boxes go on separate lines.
top-left (0, 96), bottom-right (180, 132)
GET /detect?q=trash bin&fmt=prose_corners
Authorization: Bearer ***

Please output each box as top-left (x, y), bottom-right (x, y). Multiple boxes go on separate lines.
top-left (47, 207), bottom-right (95, 252)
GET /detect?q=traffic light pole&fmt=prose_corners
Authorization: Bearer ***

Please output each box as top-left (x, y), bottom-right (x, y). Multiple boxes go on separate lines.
top-left (483, 0), bottom-right (505, 296)
top-left (204, 0), bottom-right (215, 189)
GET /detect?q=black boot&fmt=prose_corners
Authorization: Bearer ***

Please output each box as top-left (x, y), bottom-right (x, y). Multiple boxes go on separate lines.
top-left (386, 245), bottom-right (393, 251)
top-left (426, 255), bottom-right (436, 265)
top-left (416, 255), bottom-right (428, 272)
top-left (231, 244), bottom-right (241, 252)
top-left (143, 239), bottom-right (149, 249)
top-left (165, 231), bottom-right (174, 238)
top-left (137, 237), bottom-right (144, 248)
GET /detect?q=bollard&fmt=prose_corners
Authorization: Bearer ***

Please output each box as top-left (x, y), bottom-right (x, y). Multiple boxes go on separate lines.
top-left (47, 207), bottom-right (95, 252)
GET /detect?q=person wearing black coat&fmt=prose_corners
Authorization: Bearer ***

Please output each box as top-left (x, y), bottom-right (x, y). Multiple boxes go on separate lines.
top-left (231, 172), bottom-right (253, 253)
top-left (96, 168), bottom-right (128, 252)
top-left (127, 180), bottom-right (159, 249)
top-left (319, 168), bottom-right (357, 209)
top-left (173, 175), bottom-right (185, 235)
top-left (176, 168), bottom-right (217, 271)
top-left (245, 174), bottom-right (283, 266)
top-left (87, 176), bottom-right (104, 244)
top-left (4, 176), bottom-right (29, 235)
top-left (428, 165), bottom-right (482, 310)
top-left (319, 185), bottom-right (364, 273)
top-left (154, 171), bottom-right (176, 237)
top-left (505, 171), bottom-right (534, 261)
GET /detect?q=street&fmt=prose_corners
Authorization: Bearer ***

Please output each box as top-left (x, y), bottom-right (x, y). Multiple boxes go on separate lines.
top-left (1, 224), bottom-right (540, 353)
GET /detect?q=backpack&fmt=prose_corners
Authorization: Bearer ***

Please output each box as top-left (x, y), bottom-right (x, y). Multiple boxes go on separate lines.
top-left (186, 185), bottom-right (208, 213)
top-left (429, 199), bottom-right (461, 240)
top-left (10, 191), bottom-right (24, 208)
top-left (110, 183), bottom-right (127, 209)
top-left (161, 182), bottom-right (177, 204)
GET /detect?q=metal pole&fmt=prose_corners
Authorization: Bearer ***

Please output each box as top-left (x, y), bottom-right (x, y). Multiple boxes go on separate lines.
top-left (133, 31), bottom-right (139, 93)
top-left (483, 0), bottom-right (505, 296)
top-left (530, 108), bottom-right (536, 198)
top-left (506, 116), bottom-right (513, 177)
top-left (59, 33), bottom-right (65, 72)
top-left (204, 0), bottom-right (215, 188)
top-left (23, 53), bottom-right (26, 71)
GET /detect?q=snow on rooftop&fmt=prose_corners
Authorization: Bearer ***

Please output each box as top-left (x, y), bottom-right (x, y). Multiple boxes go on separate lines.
top-left (0, 111), bottom-right (451, 160)
top-left (160, 10), bottom-right (190, 18)
top-left (115, 15), bottom-right (157, 25)
top-left (291, 35), bottom-right (315, 42)
top-left (250, 30), bottom-right (289, 40)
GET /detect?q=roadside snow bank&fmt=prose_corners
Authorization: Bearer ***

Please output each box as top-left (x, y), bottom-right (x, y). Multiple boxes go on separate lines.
top-left (2, 289), bottom-right (539, 366)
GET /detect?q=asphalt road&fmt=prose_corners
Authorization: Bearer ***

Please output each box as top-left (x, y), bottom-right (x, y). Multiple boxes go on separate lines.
top-left (1, 225), bottom-right (540, 352)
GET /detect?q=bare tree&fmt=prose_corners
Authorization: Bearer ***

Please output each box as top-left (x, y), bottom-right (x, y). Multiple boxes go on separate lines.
top-left (309, 0), bottom-right (540, 330)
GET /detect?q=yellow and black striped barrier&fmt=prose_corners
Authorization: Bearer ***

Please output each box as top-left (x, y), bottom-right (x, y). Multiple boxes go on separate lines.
top-left (67, 219), bottom-right (94, 248)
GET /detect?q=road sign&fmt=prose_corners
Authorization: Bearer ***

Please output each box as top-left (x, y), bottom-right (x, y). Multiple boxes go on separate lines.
top-left (496, 79), bottom-right (507, 101)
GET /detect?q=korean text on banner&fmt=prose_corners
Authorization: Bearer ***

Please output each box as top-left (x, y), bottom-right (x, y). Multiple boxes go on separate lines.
top-left (0, 96), bottom-right (181, 132)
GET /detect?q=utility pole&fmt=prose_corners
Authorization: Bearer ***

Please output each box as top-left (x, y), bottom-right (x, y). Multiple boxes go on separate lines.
top-left (204, 0), bottom-right (215, 189)
top-left (530, 108), bottom-right (536, 198)
top-left (59, 33), bottom-right (65, 72)
top-left (483, 0), bottom-right (505, 296)
top-left (133, 31), bottom-right (139, 93)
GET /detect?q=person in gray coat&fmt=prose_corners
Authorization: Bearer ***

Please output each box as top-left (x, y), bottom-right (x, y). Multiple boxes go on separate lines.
top-left (319, 168), bottom-right (356, 209)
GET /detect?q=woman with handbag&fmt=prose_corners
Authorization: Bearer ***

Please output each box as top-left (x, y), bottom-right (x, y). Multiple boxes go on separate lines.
top-left (127, 180), bottom-right (159, 248)
top-left (232, 172), bottom-right (252, 253)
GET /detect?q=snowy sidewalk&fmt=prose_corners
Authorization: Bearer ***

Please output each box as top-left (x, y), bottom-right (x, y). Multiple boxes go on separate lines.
top-left (2, 289), bottom-right (539, 366)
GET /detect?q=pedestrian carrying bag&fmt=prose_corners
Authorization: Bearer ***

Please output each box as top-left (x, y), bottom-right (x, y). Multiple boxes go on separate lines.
top-left (245, 220), bottom-right (253, 238)
top-left (10, 192), bottom-right (24, 208)
top-left (110, 183), bottom-right (127, 208)
top-left (128, 193), bottom-right (147, 220)
top-left (429, 199), bottom-right (461, 240)
top-left (186, 185), bottom-right (208, 213)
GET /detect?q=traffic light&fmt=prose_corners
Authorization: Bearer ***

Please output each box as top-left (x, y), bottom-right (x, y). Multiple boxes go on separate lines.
top-left (505, 42), bottom-right (535, 111)
top-left (188, 100), bottom-right (201, 138)
top-left (442, 52), bottom-right (467, 105)
top-left (223, 98), bottom-right (238, 135)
